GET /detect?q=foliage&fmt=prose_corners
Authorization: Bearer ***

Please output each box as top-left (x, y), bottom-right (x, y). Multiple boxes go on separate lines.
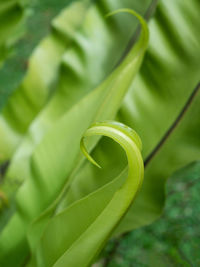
top-left (0, 0), bottom-right (199, 266)
top-left (62, 0), bottom-right (200, 236)
top-left (0, 0), bottom-right (73, 109)
top-left (0, 0), bottom-right (29, 66)
top-left (105, 162), bottom-right (200, 267)
top-left (0, 2), bottom-right (149, 265)
top-left (29, 121), bottom-right (144, 267)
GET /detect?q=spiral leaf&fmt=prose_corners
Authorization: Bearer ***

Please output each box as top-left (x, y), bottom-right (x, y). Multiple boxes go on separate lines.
top-left (0, 7), bottom-right (148, 266)
top-left (31, 121), bottom-right (144, 267)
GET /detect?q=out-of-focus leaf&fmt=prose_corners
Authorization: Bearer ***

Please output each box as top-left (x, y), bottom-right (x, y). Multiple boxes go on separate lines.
top-left (116, 84), bottom-right (200, 235)
top-left (169, 161), bottom-right (200, 183)
top-left (0, 9), bottom-right (148, 266)
top-left (60, 0), bottom-right (200, 235)
top-left (0, 0), bottom-right (89, 161)
top-left (0, 0), bottom-right (151, 162)
top-left (105, 161), bottom-right (200, 267)
top-left (0, 0), bottom-right (28, 66)
top-left (0, 0), bottom-right (150, 228)
top-left (0, 0), bottom-right (81, 112)
top-left (119, 0), bottom-right (200, 157)
top-left (30, 121), bottom-right (144, 267)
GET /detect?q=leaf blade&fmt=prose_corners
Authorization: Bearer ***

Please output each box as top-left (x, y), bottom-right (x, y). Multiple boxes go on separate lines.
top-left (34, 122), bottom-right (144, 267)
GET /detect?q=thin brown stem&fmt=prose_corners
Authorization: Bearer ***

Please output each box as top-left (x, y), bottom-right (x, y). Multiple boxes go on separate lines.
top-left (144, 83), bottom-right (200, 167)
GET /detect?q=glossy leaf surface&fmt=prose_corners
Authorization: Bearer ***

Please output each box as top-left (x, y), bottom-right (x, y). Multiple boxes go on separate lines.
top-left (0, 8), bottom-right (148, 266)
top-left (32, 121), bottom-right (144, 267)
top-left (60, 0), bottom-right (200, 235)
top-left (0, 0), bottom-right (199, 265)
top-left (0, 0), bottom-right (151, 161)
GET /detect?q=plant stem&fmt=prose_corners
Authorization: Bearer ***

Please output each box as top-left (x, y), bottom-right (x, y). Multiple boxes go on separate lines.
top-left (144, 83), bottom-right (200, 167)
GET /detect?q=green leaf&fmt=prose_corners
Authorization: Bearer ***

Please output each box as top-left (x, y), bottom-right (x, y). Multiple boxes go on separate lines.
top-left (116, 0), bottom-right (200, 234)
top-left (31, 121), bottom-right (144, 267)
top-left (59, 0), bottom-right (200, 236)
top-left (1, 0), bottom-right (199, 265)
top-left (118, 0), bottom-right (200, 157)
top-left (0, 0), bottom-right (151, 162)
top-left (105, 161), bottom-right (200, 267)
top-left (0, 9), bottom-right (148, 266)
top-left (117, 83), bottom-right (200, 234)
top-left (0, 0), bottom-right (27, 66)
top-left (0, 0), bottom-right (90, 161)
top-left (169, 161), bottom-right (200, 183)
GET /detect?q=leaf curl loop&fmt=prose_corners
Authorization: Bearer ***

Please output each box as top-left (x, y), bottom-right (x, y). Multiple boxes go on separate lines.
top-left (0, 7), bottom-right (148, 266)
top-left (31, 121), bottom-right (144, 267)
top-left (81, 120), bottom-right (144, 199)
top-left (50, 122), bottom-right (144, 266)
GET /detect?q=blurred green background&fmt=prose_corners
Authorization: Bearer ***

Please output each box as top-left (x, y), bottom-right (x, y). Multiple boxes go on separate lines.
top-left (0, 0), bottom-right (74, 109)
top-left (1, 1), bottom-right (199, 266)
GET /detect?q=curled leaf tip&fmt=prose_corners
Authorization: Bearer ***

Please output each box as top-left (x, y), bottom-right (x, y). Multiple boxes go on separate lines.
top-left (80, 121), bottom-right (143, 188)
top-left (105, 8), bottom-right (149, 48)
top-left (37, 121), bottom-right (144, 267)
top-left (80, 136), bottom-right (102, 169)
top-left (106, 8), bottom-right (142, 18)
